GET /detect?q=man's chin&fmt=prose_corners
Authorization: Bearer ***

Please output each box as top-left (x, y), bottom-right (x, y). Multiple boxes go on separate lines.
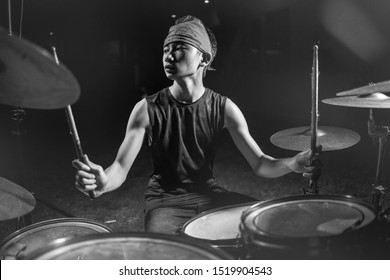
top-left (165, 72), bottom-right (177, 80)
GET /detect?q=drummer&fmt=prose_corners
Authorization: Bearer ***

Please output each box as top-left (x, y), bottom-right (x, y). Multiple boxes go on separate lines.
top-left (73, 15), bottom-right (319, 234)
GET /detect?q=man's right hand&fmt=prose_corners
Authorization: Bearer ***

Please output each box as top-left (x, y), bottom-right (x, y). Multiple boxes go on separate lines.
top-left (72, 155), bottom-right (108, 198)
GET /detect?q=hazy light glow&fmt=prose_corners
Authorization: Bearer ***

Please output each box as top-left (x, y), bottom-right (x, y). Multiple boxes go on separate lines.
top-left (320, 0), bottom-right (388, 62)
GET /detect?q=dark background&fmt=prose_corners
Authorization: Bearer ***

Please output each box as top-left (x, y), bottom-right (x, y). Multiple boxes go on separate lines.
top-left (1, 0), bottom-right (390, 242)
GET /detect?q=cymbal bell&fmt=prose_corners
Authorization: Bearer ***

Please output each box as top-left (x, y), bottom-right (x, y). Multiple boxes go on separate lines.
top-left (336, 80), bottom-right (390, 97)
top-left (0, 27), bottom-right (80, 109)
top-left (0, 177), bottom-right (36, 221)
top-left (270, 126), bottom-right (360, 151)
top-left (322, 93), bottom-right (390, 109)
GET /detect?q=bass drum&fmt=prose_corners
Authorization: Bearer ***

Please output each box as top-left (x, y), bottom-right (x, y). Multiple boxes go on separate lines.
top-left (181, 202), bottom-right (257, 259)
top-left (0, 218), bottom-right (113, 259)
top-left (26, 232), bottom-right (234, 260)
top-left (240, 195), bottom-right (380, 259)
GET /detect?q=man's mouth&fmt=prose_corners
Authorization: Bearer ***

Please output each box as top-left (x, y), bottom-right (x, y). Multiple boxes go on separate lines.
top-left (164, 65), bottom-right (175, 71)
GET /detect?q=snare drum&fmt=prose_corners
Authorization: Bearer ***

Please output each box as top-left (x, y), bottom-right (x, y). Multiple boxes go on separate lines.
top-left (240, 195), bottom-right (378, 259)
top-left (0, 218), bottom-right (113, 259)
top-left (181, 202), bottom-right (257, 258)
top-left (26, 233), bottom-right (234, 260)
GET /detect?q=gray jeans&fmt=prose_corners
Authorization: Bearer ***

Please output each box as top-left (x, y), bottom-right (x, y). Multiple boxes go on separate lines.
top-left (144, 191), bottom-right (257, 235)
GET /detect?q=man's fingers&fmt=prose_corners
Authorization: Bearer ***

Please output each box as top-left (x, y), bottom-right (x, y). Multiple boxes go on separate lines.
top-left (81, 154), bottom-right (105, 176)
top-left (79, 177), bottom-right (96, 185)
top-left (304, 165), bottom-right (315, 172)
top-left (77, 170), bottom-right (95, 180)
top-left (75, 181), bottom-right (97, 192)
top-left (75, 173), bottom-right (96, 185)
top-left (72, 159), bottom-right (91, 172)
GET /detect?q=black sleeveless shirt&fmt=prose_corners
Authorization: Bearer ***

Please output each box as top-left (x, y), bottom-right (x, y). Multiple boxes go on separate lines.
top-left (145, 87), bottom-right (227, 197)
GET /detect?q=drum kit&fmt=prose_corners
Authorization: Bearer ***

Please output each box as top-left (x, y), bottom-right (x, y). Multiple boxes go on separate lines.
top-left (1, 27), bottom-right (390, 260)
top-left (182, 45), bottom-right (390, 260)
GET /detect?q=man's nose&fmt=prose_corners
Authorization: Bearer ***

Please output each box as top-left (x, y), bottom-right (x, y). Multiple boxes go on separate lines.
top-left (164, 52), bottom-right (174, 62)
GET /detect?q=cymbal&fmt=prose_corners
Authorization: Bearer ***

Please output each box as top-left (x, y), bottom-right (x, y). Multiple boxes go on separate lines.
top-left (0, 27), bottom-right (80, 109)
top-left (270, 126), bottom-right (360, 151)
top-left (0, 177), bottom-right (36, 221)
top-left (336, 80), bottom-right (390, 97)
top-left (322, 93), bottom-right (390, 109)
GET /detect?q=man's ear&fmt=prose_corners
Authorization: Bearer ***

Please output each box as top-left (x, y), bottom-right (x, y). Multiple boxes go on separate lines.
top-left (200, 52), bottom-right (212, 67)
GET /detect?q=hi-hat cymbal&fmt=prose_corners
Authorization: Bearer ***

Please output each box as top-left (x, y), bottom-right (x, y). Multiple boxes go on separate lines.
top-left (336, 80), bottom-right (390, 97)
top-left (322, 93), bottom-right (390, 109)
top-left (0, 177), bottom-right (36, 221)
top-left (0, 27), bottom-right (80, 109)
top-left (270, 126), bottom-right (360, 151)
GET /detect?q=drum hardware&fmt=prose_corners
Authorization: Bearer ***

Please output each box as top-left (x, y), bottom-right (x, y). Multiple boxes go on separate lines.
top-left (50, 44), bottom-right (94, 200)
top-left (10, 106), bottom-right (33, 229)
top-left (270, 126), bottom-right (360, 152)
top-left (367, 109), bottom-right (388, 213)
top-left (0, 25), bottom-right (81, 109)
top-left (0, 175), bottom-right (76, 229)
top-left (270, 46), bottom-right (362, 194)
top-left (3, 0), bottom-right (32, 228)
top-left (322, 85), bottom-right (390, 212)
top-left (23, 232), bottom-right (234, 260)
top-left (336, 80), bottom-right (390, 97)
top-left (239, 195), bottom-right (381, 259)
top-left (0, 5), bottom-right (83, 223)
top-left (0, 176), bottom-right (36, 222)
top-left (322, 92), bottom-right (390, 108)
top-left (0, 218), bottom-right (113, 260)
top-left (181, 202), bottom-right (257, 259)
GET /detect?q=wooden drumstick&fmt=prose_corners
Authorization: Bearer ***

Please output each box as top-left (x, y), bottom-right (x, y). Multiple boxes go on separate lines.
top-left (308, 45), bottom-right (321, 195)
top-left (52, 46), bottom-right (95, 200)
top-left (311, 45), bottom-right (319, 159)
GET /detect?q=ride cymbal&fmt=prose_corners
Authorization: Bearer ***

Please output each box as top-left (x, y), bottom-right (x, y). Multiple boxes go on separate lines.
top-left (336, 80), bottom-right (390, 97)
top-left (0, 177), bottom-right (35, 221)
top-left (270, 126), bottom-right (360, 151)
top-left (322, 93), bottom-right (390, 109)
top-left (0, 27), bottom-right (80, 109)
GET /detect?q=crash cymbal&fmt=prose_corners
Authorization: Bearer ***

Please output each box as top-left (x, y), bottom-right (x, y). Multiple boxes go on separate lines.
top-left (270, 126), bottom-right (360, 151)
top-left (322, 93), bottom-right (390, 109)
top-left (0, 177), bottom-right (35, 221)
top-left (0, 27), bottom-right (80, 109)
top-left (336, 80), bottom-right (390, 97)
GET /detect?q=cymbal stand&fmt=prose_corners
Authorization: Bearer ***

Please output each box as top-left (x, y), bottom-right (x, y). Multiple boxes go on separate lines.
top-left (302, 45), bottom-right (321, 195)
top-left (6, 0), bottom-right (32, 229)
top-left (368, 109), bottom-right (389, 213)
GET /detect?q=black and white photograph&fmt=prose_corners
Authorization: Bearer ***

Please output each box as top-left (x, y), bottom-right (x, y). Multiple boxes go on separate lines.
top-left (1, 0), bottom-right (390, 267)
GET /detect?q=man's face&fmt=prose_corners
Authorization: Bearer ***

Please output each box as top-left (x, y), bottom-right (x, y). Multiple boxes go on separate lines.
top-left (162, 42), bottom-right (203, 80)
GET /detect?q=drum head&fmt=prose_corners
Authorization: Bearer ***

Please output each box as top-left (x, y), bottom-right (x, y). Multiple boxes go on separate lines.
top-left (26, 233), bottom-right (234, 260)
top-left (182, 202), bottom-right (256, 241)
top-left (0, 218), bottom-right (112, 259)
top-left (242, 195), bottom-right (376, 238)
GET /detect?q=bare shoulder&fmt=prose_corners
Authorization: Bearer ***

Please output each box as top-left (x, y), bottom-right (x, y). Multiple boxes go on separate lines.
top-left (127, 98), bottom-right (149, 128)
top-left (224, 98), bottom-right (246, 128)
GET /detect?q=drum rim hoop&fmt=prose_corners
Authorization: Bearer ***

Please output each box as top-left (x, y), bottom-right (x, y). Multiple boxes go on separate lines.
top-left (239, 194), bottom-right (377, 241)
top-left (180, 201), bottom-right (259, 243)
top-left (25, 232), bottom-right (234, 260)
top-left (0, 217), bottom-right (113, 248)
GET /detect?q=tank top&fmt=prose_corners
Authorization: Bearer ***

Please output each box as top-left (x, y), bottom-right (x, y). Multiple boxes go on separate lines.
top-left (145, 87), bottom-right (227, 196)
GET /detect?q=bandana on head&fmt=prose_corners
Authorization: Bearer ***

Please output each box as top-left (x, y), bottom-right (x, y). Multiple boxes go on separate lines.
top-left (164, 16), bottom-right (215, 70)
